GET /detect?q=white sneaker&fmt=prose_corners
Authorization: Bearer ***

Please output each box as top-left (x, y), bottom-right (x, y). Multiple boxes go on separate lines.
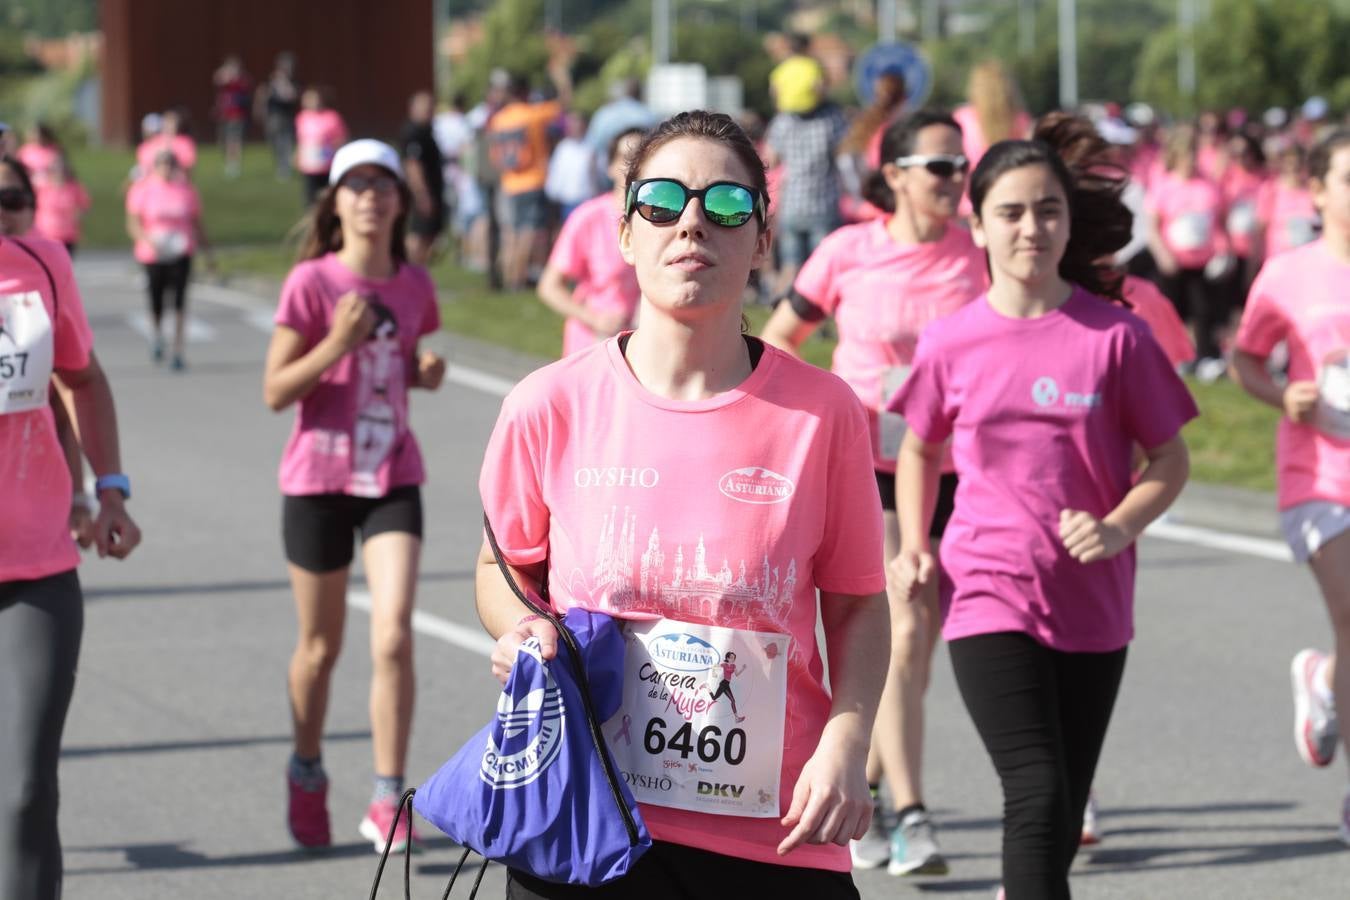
top-left (850, 791), bottom-right (894, 869)
top-left (1195, 356), bottom-right (1228, 383)
top-left (1080, 791), bottom-right (1102, 846)
top-left (1291, 649), bottom-right (1339, 768)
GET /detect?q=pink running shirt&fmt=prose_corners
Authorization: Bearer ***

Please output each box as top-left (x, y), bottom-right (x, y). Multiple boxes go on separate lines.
top-left (34, 181), bottom-right (91, 245)
top-left (295, 109), bottom-right (349, 176)
top-left (889, 289), bottom-right (1198, 652)
top-left (793, 219), bottom-right (987, 471)
top-left (0, 236), bottom-right (94, 581)
top-left (1235, 241), bottom-right (1350, 510)
top-left (1148, 171), bottom-right (1228, 270)
top-left (480, 338), bottom-right (885, 871)
top-left (1123, 275), bottom-right (1194, 368)
top-left (125, 175), bottom-right (201, 264)
top-left (1258, 179), bottom-right (1319, 260)
top-left (1221, 166), bottom-right (1268, 259)
top-left (544, 193), bottom-right (638, 357)
top-left (16, 143), bottom-right (59, 185)
top-left (136, 135), bottom-right (198, 173)
top-left (274, 254), bottom-right (441, 498)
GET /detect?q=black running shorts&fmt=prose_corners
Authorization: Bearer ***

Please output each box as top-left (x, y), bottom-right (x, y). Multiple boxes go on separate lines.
top-left (282, 486), bottom-right (423, 573)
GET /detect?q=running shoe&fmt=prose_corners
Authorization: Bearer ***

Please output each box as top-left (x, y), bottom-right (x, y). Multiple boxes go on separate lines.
top-left (151, 337), bottom-right (165, 364)
top-left (850, 790), bottom-right (895, 869)
top-left (359, 796), bottom-right (422, 854)
top-left (286, 771), bottom-right (331, 849)
top-left (1195, 356), bottom-right (1228, 384)
top-left (888, 809), bottom-right (949, 876)
top-left (170, 354), bottom-right (186, 372)
top-left (1291, 649), bottom-right (1339, 768)
top-left (1080, 791), bottom-right (1102, 846)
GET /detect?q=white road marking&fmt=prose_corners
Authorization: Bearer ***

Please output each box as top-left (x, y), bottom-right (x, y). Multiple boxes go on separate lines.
top-left (445, 364), bottom-right (514, 398)
top-left (1144, 519), bottom-right (1292, 563)
top-left (347, 589), bottom-right (496, 658)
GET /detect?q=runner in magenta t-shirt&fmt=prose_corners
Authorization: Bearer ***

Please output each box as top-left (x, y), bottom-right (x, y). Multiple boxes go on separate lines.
top-left (761, 110), bottom-right (986, 877)
top-left (1232, 130), bottom-right (1350, 846)
top-left (889, 114), bottom-right (1197, 899)
top-left (536, 128), bottom-right (644, 357)
top-left (263, 139), bottom-right (446, 857)
top-left (478, 112), bottom-right (889, 897)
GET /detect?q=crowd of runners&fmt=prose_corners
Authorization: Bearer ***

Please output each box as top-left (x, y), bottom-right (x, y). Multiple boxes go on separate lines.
top-left (1, 32), bottom-right (1349, 900)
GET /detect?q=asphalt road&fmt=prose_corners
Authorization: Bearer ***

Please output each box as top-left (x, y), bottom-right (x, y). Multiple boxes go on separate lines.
top-left (55, 253), bottom-right (1348, 899)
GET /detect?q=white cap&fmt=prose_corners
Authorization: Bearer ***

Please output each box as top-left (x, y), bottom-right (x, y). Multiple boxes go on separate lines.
top-left (1097, 118), bottom-right (1138, 146)
top-left (141, 112), bottom-right (163, 134)
top-left (328, 139), bottom-right (404, 186)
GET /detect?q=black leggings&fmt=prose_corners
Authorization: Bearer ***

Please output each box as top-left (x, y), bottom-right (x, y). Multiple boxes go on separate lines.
top-left (145, 256), bottom-right (192, 323)
top-left (0, 570), bottom-right (83, 900)
top-left (1159, 266), bottom-right (1224, 359)
top-left (949, 632), bottom-right (1127, 900)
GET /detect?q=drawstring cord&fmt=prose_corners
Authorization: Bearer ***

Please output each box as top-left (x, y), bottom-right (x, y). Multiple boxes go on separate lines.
top-left (366, 788), bottom-right (491, 899)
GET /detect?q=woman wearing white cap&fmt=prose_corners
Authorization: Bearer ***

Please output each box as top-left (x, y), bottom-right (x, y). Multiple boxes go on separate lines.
top-left (262, 139), bottom-right (447, 854)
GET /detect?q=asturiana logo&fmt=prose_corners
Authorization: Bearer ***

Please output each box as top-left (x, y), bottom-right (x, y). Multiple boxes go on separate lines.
top-left (718, 467), bottom-right (796, 505)
top-left (480, 639), bottom-right (565, 789)
top-left (647, 632), bottom-right (721, 672)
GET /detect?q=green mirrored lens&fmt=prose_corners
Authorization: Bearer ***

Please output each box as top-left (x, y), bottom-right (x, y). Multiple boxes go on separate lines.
top-left (704, 184), bottom-right (755, 226)
top-left (636, 180), bottom-right (686, 222)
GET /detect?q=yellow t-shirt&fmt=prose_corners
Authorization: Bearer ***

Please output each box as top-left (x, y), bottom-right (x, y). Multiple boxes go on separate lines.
top-left (770, 56), bottom-right (824, 114)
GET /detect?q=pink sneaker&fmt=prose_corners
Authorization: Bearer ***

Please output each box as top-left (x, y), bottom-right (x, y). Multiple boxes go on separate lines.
top-left (359, 796), bottom-right (422, 854)
top-left (1291, 649), bottom-right (1339, 768)
top-left (287, 772), bottom-right (331, 849)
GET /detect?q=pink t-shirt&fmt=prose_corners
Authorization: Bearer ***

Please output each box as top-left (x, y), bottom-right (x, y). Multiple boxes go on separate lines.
top-left (1235, 241), bottom-right (1350, 510)
top-left (125, 175), bottom-right (201, 264)
top-left (1123, 275), bottom-right (1194, 368)
top-left (136, 134), bottom-right (198, 173)
top-left (0, 236), bottom-right (94, 581)
top-left (1221, 166), bottom-right (1268, 259)
top-left (480, 338), bottom-right (885, 871)
top-left (544, 193), bottom-right (638, 357)
top-left (1258, 180), bottom-right (1319, 259)
top-left (274, 254), bottom-right (441, 498)
top-left (16, 143), bottom-right (59, 185)
top-left (34, 181), bottom-right (91, 244)
top-left (951, 105), bottom-right (1031, 172)
top-left (889, 289), bottom-right (1198, 652)
top-left (793, 219), bottom-right (987, 471)
top-left (1148, 172), bottom-right (1228, 269)
top-left (295, 109), bottom-right (349, 176)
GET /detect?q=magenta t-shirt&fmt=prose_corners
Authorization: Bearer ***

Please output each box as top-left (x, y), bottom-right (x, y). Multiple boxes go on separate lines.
top-left (0, 236), bottom-right (94, 581)
top-left (1148, 171), bottom-right (1227, 269)
top-left (793, 219), bottom-right (987, 471)
top-left (544, 193), bottom-right (638, 357)
top-left (1235, 241), bottom-right (1350, 510)
top-left (1123, 275), bottom-right (1194, 368)
top-left (274, 254), bottom-right (441, 498)
top-left (890, 289), bottom-right (1198, 652)
top-left (480, 338), bottom-right (885, 871)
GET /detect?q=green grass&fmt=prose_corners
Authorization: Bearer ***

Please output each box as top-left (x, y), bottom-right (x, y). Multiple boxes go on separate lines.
top-left (1182, 377), bottom-right (1280, 492)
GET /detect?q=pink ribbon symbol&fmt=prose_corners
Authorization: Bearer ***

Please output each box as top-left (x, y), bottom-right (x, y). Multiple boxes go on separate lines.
top-left (614, 714), bottom-right (633, 746)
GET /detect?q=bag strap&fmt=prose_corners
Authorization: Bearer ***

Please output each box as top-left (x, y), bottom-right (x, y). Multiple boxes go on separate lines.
top-left (8, 237), bottom-right (58, 323)
top-left (482, 512), bottom-right (642, 847)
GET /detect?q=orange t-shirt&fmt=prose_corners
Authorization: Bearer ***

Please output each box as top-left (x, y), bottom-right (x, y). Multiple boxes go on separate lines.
top-left (487, 100), bottom-right (561, 196)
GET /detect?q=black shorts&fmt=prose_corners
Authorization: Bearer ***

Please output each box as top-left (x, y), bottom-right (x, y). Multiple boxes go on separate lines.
top-left (506, 840), bottom-right (859, 899)
top-left (876, 470), bottom-right (958, 538)
top-left (282, 486), bottom-right (423, 573)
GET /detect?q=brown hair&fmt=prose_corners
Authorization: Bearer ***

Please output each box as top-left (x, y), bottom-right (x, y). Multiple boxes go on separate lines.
top-left (1163, 125), bottom-right (1198, 173)
top-left (1309, 128), bottom-right (1350, 184)
top-left (295, 172), bottom-right (411, 263)
top-left (840, 72), bottom-right (907, 156)
top-left (969, 61), bottom-right (1022, 147)
top-left (860, 110), bottom-right (963, 213)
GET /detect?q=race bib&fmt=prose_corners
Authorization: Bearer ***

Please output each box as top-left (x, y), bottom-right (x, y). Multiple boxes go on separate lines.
top-left (300, 142), bottom-right (336, 171)
top-left (878, 366), bottom-right (910, 461)
top-left (606, 618), bottom-right (788, 818)
top-left (1317, 350), bottom-right (1350, 439)
top-left (149, 228), bottom-right (189, 261)
top-left (1166, 211), bottom-right (1213, 251)
top-left (0, 291), bottom-right (54, 414)
top-left (1227, 200), bottom-right (1258, 236)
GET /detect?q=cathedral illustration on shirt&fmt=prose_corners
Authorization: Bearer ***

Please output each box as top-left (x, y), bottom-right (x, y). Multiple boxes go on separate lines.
top-left (567, 506), bottom-right (799, 627)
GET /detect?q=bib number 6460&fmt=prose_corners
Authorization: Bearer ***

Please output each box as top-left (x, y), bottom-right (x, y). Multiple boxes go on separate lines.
top-left (643, 717), bottom-right (746, 766)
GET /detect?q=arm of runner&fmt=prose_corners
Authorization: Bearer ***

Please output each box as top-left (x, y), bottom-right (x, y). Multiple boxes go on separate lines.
top-left (263, 293), bottom-right (373, 411)
top-left (889, 430), bottom-right (943, 603)
top-left (124, 211), bottom-right (145, 247)
top-left (49, 385), bottom-right (93, 549)
top-left (412, 346), bottom-right (446, 390)
top-left (53, 352), bottom-right (141, 560)
top-left (1231, 349), bottom-right (1319, 423)
top-left (778, 589), bottom-right (888, 855)
top-left (536, 265), bottom-right (605, 333)
top-left (758, 299), bottom-right (820, 359)
top-left (475, 537), bottom-right (556, 684)
top-left (1060, 434), bottom-right (1190, 563)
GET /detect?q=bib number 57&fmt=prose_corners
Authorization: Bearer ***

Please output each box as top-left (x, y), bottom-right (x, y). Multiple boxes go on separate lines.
top-left (643, 717), bottom-right (747, 766)
top-left (0, 353), bottom-right (29, 379)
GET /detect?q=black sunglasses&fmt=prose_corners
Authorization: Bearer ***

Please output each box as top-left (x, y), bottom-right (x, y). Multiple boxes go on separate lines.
top-left (0, 187), bottom-right (33, 212)
top-left (894, 154), bottom-right (970, 178)
top-left (626, 178), bottom-right (766, 228)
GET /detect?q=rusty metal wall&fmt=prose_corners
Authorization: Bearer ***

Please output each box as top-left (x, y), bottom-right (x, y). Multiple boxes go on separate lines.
top-left (100, 0), bottom-right (434, 147)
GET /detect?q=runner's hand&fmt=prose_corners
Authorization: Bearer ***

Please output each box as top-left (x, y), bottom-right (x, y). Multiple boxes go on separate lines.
top-left (1282, 381), bottom-right (1320, 424)
top-left (93, 496), bottom-right (142, 560)
top-left (328, 292), bottom-right (375, 352)
top-left (69, 502), bottom-right (95, 549)
top-left (416, 351), bottom-right (446, 390)
top-left (887, 548), bottom-right (935, 605)
top-left (778, 734), bottom-right (871, 855)
top-left (491, 617), bottom-right (559, 685)
top-left (588, 309), bottom-right (629, 338)
top-left (1059, 509), bottom-right (1131, 563)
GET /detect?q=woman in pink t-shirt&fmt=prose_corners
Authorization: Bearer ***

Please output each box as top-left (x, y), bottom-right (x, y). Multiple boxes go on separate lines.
top-left (761, 110), bottom-right (986, 876)
top-left (16, 123), bottom-right (61, 186)
top-left (124, 151), bottom-right (210, 370)
top-left (1260, 143), bottom-right (1321, 260)
top-left (1220, 133), bottom-right (1269, 298)
top-left (295, 87), bottom-right (349, 206)
top-left (34, 155), bottom-right (91, 256)
top-left (262, 140), bottom-right (446, 855)
top-left (1232, 129), bottom-right (1350, 844)
top-left (1, 155), bottom-right (141, 900)
top-left (889, 114), bottom-right (1196, 899)
top-left (478, 111), bottom-right (889, 897)
top-left (536, 128), bottom-right (644, 357)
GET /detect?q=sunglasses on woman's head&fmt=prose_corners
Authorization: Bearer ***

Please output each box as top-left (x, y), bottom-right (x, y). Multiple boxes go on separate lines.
top-left (894, 154), bottom-right (970, 178)
top-left (0, 188), bottom-right (33, 212)
top-left (626, 178), bottom-right (765, 228)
